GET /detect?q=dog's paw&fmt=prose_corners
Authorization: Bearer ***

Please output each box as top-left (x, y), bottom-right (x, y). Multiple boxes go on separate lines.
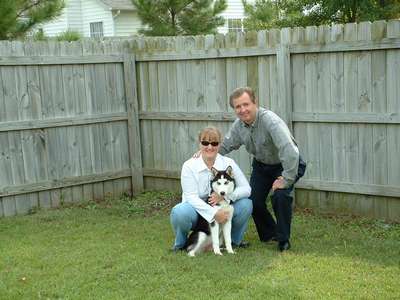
top-left (187, 251), bottom-right (196, 257)
top-left (214, 250), bottom-right (223, 256)
top-left (225, 245), bottom-right (235, 254)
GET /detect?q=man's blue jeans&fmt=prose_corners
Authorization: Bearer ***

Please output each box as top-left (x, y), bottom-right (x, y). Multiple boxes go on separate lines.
top-left (170, 198), bottom-right (253, 250)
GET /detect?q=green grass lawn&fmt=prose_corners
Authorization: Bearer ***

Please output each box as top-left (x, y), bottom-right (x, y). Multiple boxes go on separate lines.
top-left (1, 191), bottom-right (399, 299)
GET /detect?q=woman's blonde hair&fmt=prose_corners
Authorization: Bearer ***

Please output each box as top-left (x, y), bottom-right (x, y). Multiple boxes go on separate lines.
top-left (198, 126), bottom-right (222, 143)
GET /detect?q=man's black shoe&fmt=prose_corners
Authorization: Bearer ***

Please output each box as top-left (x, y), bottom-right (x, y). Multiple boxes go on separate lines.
top-left (278, 241), bottom-right (291, 252)
top-left (232, 241), bottom-right (250, 249)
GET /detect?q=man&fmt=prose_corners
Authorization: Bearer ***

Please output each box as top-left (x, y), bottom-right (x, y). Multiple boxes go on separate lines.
top-left (219, 87), bottom-right (306, 252)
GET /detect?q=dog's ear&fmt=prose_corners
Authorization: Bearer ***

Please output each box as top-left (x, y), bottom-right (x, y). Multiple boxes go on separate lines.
top-left (226, 166), bottom-right (233, 177)
top-left (211, 167), bottom-right (219, 177)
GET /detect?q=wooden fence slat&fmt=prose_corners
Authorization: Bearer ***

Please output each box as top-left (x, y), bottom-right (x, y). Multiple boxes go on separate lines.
top-left (148, 59), bottom-right (162, 190)
top-left (291, 26), bottom-right (310, 208)
top-left (139, 112), bottom-right (236, 121)
top-left (54, 43), bottom-right (72, 204)
top-left (0, 169), bottom-right (131, 197)
top-left (0, 111), bottom-right (127, 130)
top-left (37, 42), bottom-right (59, 208)
top-left (123, 54), bottom-right (144, 194)
top-left (298, 180), bottom-right (400, 198)
top-left (68, 42), bottom-right (85, 203)
top-left (291, 37), bottom-right (400, 53)
top-left (357, 22), bottom-right (376, 216)
top-left (87, 41), bottom-right (105, 201)
top-left (101, 44), bottom-right (117, 199)
top-left (304, 26), bottom-right (320, 181)
top-left (175, 60), bottom-right (189, 177)
top-left (110, 44), bottom-right (130, 197)
top-left (303, 25), bottom-right (322, 210)
top-left (357, 22), bottom-right (374, 188)
top-left (317, 25), bottom-right (335, 212)
top-left (13, 42), bottom-right (38, 214)
top-left (330, 24), bottom-right (346, 187)
top-left (386, 21), bottom-right (400, 220)
top-left (293, 112), bottom-right (400, 123)
top-left (167, 62), bottom-right (179, 172)
top-left (81, 41), bottom-right (98, 202)
top-left (157, 61), bottom-right (170, 183)
top-left (0, 42), bottom-right (17, 217)
top-left (342, 23), bottom-right (365, 214)
top-left (277, 43), bottom-right (292, 126)
top-left (371, 21), bottom-right (388, 192)
top-left (136, 47), bottom-right (276, 61)
top-left (0, 55), bottom-right (124, 65)
top-left (133, 38), bottom-right (400, 62)
top-left (26, 42), bottom-right (52, 210)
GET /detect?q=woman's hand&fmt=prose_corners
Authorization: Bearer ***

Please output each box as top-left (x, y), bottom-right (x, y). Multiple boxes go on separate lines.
top-left (214, 209), bottom-right (229, 224)
top-left (208, 192), bottom-right (223, 206)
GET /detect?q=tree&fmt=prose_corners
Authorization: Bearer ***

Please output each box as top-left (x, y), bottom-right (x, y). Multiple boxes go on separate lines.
top-left (242, 0), bottom-right (400, 30)
top-left (0, 0), bottom-right (65, 40)
top-left (132, 0), bottom-right (227, 36)
top-left (313, 0), bottom-right (400, 23)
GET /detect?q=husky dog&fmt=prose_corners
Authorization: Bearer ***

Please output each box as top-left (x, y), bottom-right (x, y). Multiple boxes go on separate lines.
top-left (186, 166), bottom-right (236, 256)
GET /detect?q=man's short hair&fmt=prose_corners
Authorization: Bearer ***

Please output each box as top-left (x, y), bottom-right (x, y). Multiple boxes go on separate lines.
top-left (229, 87), bottom-right (257, 108)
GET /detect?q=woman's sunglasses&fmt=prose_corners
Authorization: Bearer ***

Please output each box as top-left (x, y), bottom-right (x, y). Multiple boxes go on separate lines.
top-left (201, 141), bottom-right (219, 147)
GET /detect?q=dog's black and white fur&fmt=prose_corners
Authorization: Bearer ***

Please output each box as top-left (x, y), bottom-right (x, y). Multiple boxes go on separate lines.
top-left (185, 166), bottom-right (235, 256)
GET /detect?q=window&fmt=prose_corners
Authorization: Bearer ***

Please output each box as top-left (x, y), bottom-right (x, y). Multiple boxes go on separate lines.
top-left (228, 18), bottom-right (244, 33)
top-left (90, 22), bottom-right (104, 38)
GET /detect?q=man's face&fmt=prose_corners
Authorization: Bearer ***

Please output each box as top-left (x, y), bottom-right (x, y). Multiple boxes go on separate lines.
top-left (232, 92), bottom-right (258, 125)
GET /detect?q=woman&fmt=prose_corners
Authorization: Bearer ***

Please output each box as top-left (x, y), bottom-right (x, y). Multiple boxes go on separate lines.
top-left (170, 126), bottom-right (253, 251)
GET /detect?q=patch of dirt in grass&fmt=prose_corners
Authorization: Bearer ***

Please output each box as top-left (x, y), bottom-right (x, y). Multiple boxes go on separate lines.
top-left (120, 191), bottom-right (181, 217)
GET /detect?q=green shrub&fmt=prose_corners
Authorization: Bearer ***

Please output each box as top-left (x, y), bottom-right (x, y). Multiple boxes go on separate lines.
top-left (56, 30), bottom-right (82, 41)
top-left (32, 28), bottom-right (48, 41)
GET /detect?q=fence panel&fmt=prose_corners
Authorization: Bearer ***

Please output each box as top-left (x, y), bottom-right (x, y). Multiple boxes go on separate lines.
top-left (136, 47), bottom-right (279, 189)
top-left (0, 42), bottom-right (140, 217)
top-left (291, 21), bottom-right (400, 220)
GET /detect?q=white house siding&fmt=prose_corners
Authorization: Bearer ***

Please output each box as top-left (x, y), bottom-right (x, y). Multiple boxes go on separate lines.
top-left (41, 9), bottom-right (68, 36)
top-left (67, 0), bottom-right (83, 34)
top-left (81, 0), bottom-right (114, 37)
top-left (113, 11), bottom-right (142, 36)
top-left (218, 0), bottom-right (254, 34)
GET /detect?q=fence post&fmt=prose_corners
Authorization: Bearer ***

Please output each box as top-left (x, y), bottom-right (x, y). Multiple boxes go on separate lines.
top-left (276, 28), bottom-right (293, 131)
top-left (123, 53), bottom-right (144, 194)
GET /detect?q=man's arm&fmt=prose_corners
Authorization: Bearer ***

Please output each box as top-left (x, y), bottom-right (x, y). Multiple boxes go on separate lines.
top-left (219, 122), bottom-right (242, 155)
top-left (268, 119), bottom-right (300, 188)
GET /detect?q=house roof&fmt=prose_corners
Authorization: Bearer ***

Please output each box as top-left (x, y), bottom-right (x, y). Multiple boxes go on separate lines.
top-left (99, 0), bottom-right (135, 11)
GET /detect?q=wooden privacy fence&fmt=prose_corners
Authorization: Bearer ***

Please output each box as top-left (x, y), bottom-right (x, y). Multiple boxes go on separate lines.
top-left (0, 41), bottom-right (143, 217)
top-left (0, 20), bottom-right (399, 221)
